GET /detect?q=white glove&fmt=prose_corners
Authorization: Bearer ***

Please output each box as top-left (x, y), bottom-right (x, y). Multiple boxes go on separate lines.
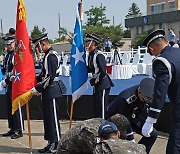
top-left (0, 80), bottom-right (6, 91)
top-left (142, 117), bottom-right (157, 137)
top-left (31, 87), bottom-right (39, 96)
top-left (1, 80), bottom-right (6, 87)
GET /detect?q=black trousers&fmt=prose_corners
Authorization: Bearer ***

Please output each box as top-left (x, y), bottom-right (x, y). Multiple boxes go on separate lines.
top-left (42, 97), bottom-right (61, 143)
top-left (93, 88), bottom-right (110, 118)
top-left (6, 85), bottom-right (24, 131)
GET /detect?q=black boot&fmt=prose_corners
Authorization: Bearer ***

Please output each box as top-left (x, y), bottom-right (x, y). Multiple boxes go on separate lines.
top-left (2, 129), bottom-right (14, 137)
top-left (45, 142), bottom-right (58, 154)
top-left (11, 130), bottom-right (23, 139)
top-left (38, 142), bottom-right (51, 153)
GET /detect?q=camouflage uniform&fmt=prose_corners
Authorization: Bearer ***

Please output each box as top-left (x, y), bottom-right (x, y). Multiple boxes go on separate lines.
top-left (93, 138), bottom-right (146, 154)
top-left (56, 118), bottom-right (105, 154)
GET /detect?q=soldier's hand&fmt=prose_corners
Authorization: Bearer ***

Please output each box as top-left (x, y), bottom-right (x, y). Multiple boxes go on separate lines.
top-left (90, 78), bottom-right (95, 86)
top-left (31, 87), bottom-right (40, 96)
top-left (142, 117), bottom-right (157, 137)
top-left (0, 80), bottom-right (6, 91)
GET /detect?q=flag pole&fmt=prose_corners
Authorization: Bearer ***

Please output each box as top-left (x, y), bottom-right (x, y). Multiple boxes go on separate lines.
top-left (79, 0), bottom-right (83, 20)
top-left (26, 102), bottom-right (32, 150)
top-left (69, 99), bottom-right (74, 129)
top-left (69, 0), bottom-right (83, 129)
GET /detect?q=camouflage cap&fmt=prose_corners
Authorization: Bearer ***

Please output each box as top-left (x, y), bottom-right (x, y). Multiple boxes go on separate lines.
top-left (107, 114), bottom-right (130, 140)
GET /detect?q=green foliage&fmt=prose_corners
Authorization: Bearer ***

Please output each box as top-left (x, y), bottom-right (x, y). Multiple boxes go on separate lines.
top-left (55, 27), bottom-right (73, 43)
top-left (125, 3), bottom-right (142, 19)
top-left (122, 29), bottom-right (131, 38)
top-left (0, 37), bottom-right (5, 55)
top-left (30, 25), bottom-right (42, 38)
top-left (85, 4), bottom-right (110, 26)
top-left (131, 29), bottom-right (153, 48)
top-left (83, 25), bottom-right (124, 48)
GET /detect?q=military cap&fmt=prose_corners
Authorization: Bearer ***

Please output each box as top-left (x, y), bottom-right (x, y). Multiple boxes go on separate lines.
top-left (31, 33), bottom-right (48, 47)
top-left (140, 78), bottom-right (155, 100)
top-left (9, 28), bottom-right (16, 35)
top-left (3, 35), bottom-right (15, 45)
top-left (98, 121), bottom-right (118, 137)
top-left (84, 33), bottom-right (101, 44)
top-left (142, 29), bottom-right (165, 48)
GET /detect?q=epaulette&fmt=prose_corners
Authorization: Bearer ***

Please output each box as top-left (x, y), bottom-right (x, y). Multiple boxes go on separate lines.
top-left (126, 95), bottom-right (137, 104)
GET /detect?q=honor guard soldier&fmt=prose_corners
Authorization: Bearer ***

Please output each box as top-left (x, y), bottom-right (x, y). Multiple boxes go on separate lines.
top-left (85, 34), bottom-right (114, 119)
top-left (31, 33), bottom-right (62, 153)
top-left (142, 29), bottom-right (180, 154)
top-left (1, 35), bottom-right (24, 139)
top-left (106, 78), bottom-right (157, 153)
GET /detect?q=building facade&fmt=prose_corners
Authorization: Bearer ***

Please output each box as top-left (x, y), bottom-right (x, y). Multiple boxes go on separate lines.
top-left (125, 0), bottom-right (180, 42)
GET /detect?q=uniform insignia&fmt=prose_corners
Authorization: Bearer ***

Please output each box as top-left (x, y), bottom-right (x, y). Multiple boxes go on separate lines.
top-left (126, 95), bottom-right (137, 104)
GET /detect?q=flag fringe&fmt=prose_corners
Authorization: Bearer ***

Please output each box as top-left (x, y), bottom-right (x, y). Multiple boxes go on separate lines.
top-left (12, 90), bottom-right (32, 115)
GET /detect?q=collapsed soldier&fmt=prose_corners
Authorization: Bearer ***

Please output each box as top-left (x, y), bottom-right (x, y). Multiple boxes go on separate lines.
top-left (56, 114), bottom-right (134, 154)
top-left (105, 78), bottom-right (157, 153)
top-left (94, 121), bottom-right (146, 154)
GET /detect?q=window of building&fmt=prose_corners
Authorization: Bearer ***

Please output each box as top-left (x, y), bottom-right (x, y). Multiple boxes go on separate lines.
top-left (142, 25), bottom-right (145, 33)
top-left (134, 26), bottom-right (139, 35)
top-left (149, 24), bottom-right (155, 31)
top-left (169, 1), bottom-right (175, 11)
top-left (162, 23), bottom-right (166, 31)
top-left (159, 23), bottom-right (166, 31)
top-left (178, 21), bottom-right (180, 31)
top-left (151, 3), bottom-right (164, 14)
top-left (169, 22), bottom-right (175, 31)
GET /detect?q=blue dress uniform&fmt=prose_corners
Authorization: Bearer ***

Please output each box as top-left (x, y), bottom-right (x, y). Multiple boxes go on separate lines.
top-left (32, 33), bottom-right (62, 153)
top-left (2, 36), bottom-right (24, 138)
top-left (88, 47), bottom-right (114, 118)
top-left (106, 84), bottom-right (157, 153)
top-left (142, 29), bottom-right (180, 154)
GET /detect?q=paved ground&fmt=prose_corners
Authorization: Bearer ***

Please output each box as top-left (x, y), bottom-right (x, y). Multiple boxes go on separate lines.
top-left (0, 119), bottom-right (168, 154)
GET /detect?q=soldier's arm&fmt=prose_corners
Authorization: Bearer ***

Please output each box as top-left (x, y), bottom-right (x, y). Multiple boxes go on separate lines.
top-left (96, 54), bottom-right (107, 80)
top-left (35, 54), bottom-right (58, 93)
top-left (148, 59), bottom-right (172, 120)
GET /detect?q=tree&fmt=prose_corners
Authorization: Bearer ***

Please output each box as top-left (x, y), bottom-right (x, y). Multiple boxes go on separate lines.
top-left (42, 27), bottom-right (46, 34)
top-left (54, 27), bottom-right (73, 43)
top-left (131, 29), bottom-right (153, 48)
top-left (85, 4), bottom-right (110, 26)
top-left (30, 25), bottom-right (42, 38)
top-left (125, 3), bottom-right (142, 19)
top-left (122, 29), bottom-right (131, 38)
top-left (83, 25), bottom-right (124, 48)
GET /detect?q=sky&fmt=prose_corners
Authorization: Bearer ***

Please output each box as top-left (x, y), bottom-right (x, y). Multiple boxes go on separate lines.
top-left (0, 0), bottom-right (146, 40)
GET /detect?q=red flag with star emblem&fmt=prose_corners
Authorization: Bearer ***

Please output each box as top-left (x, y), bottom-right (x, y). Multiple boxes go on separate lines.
top-left (12, 0), bottom-right (36, 114)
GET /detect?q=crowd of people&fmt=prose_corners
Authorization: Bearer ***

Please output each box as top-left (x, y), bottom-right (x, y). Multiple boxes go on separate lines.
top-left (0, 27), bottom-right (180, 154)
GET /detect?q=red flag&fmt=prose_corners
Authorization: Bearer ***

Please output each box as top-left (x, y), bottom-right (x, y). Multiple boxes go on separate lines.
top-left (12, 0), bottom-right (36, 114)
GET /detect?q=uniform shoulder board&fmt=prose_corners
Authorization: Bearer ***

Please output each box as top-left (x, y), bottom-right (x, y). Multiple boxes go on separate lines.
top-left (126, 95), bottom-right (137, 104)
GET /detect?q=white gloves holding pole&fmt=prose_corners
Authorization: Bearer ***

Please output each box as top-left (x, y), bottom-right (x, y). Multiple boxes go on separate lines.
top-left (0, 80), bottom-right (7, 91)
top-left (31, 87), bottom-right (40, 96)
top-left (142, 117), bottom-right (157, 137)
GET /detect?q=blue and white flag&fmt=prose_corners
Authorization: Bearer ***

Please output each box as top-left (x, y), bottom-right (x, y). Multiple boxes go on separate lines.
top-left (70, 2), bottom-right (88, 103)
